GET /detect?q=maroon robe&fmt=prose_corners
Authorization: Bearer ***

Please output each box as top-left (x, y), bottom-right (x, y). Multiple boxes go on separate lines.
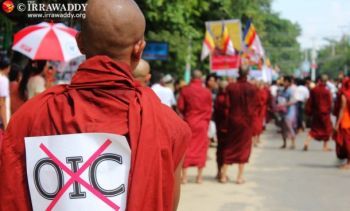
top-left (178, 79), bottom-right (212, 168)
top-left (223, 77), bottom-right (259, 164)
top-left (0, 56), bottom-right (190, 211)
top-left (305, 83), bottom-right (333, 141)
top-left (214, 89), bottom-right (228, 168)
top-left (254, 87), bottom-right (270, 136)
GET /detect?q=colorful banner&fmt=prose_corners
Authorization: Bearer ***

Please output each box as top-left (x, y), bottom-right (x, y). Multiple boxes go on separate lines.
top-left (211, 54), bottom-right (240, 71)
top-left (205, 19), bottom-right (243, 72)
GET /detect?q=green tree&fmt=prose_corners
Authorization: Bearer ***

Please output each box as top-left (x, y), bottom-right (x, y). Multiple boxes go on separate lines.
top-left (138, 0), bottom-right (301, 77)
top-left (262, 12), bottom-right (301, 74)
top-left (317, 36), bottom-right (350, 79)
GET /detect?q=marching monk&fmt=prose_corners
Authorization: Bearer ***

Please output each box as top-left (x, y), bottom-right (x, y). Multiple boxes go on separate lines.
top-left (214, 79), bottom-right (229, 180)
top-left (334, 78), bottom-right (350, 169)
top-left (0, 1), bottom-right (190, 211)
top-left (303, 75), bottom-right (333, 151)
top-left (253, 81), bottom-right (270, 147)
top-left (220, 65), bottom-right (259, 184)
top-left (132, 59), bottom-right (151, 87)
top-left (177, 70), bottom-right (212, 184)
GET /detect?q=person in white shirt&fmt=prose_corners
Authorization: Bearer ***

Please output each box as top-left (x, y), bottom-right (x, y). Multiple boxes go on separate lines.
top-left (294, 79), bottom-right (310, 132)
top-left (0, 56), bottom-right (10, 129)
top-left (151, 74), bottom-right (176, 108)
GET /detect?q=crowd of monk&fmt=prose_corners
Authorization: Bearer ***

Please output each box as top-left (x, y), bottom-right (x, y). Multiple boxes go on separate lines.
top-left (0, 0), bottom-right (350, 210)
top-left (133, 59), bottom-right (350, 185)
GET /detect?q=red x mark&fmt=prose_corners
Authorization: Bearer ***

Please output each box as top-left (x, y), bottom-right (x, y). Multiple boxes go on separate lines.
top-left (40, 140), bottom-right (120, 211)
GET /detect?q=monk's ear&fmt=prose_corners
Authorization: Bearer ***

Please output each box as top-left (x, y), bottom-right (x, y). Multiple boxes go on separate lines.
top-left (76, 32), bottom-right (86, 55)
top-left (132, 40), bottom-right (146, 61)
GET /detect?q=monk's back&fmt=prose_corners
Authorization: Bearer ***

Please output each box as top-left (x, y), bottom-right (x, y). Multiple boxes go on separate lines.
top-left (311, 84), bottom-right (331, 114)
top-left (179, 79), bottom-right (212, 121)
top-left (227, 78), bottom-right (258, 119)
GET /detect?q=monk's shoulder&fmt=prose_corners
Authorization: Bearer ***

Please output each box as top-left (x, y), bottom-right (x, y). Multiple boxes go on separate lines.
top-left (160, 104), bottom-right (190, 135)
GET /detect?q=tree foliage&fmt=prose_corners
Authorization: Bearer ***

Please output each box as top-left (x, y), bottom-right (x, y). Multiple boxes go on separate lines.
top-left (317, 36), bottom-right (350, 79)
top-left (2, 0), bottom-right (302, 76)
top-left (137, 0), bottom-right (301, 76)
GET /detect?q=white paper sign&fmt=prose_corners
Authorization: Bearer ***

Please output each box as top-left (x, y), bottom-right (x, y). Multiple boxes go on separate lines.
top-left (25, 133), bottom-right (131, 211)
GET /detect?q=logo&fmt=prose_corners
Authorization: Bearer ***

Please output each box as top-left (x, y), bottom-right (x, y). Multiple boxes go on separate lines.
top-left (2, 0), bottom-right (14, 13)
top-left (25, 133), bottom-right (131, 211)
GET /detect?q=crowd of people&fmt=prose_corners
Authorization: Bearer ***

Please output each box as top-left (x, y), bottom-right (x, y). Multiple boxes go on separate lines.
top-left (133, 58), bottom-right (350, 184)
top-left (2, 51), bottom-right (350, 188)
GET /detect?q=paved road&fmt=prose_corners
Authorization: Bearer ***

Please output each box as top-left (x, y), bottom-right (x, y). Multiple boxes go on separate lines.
top-left (178, 125), bottom-right (350, 211)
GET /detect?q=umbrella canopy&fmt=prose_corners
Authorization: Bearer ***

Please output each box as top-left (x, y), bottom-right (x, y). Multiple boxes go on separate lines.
top-left (12, 22), bottom-right (82, 62)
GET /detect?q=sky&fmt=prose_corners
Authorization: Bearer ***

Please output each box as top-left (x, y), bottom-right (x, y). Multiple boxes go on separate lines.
top-left (272, 0), bottom-right (350, 49)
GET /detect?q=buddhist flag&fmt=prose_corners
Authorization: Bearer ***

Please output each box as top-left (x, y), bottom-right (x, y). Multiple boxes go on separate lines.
top-left (221, 25), bottom-right (235, 56)
top-left (201, 30), bottom-right (215, 61)
top-left (244, 21), bottom-right (265, 58)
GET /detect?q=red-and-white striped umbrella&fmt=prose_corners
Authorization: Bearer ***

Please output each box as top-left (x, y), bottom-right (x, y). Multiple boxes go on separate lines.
top-left (12, 22), bottom-right (82, 62)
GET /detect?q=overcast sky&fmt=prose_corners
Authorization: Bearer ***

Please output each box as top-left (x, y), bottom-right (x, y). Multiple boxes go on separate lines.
top-left (272, 0), bottom-right (350, 49)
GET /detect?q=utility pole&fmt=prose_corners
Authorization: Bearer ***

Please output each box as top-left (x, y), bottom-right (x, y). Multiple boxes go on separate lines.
top-left (311, 38), bottom-right (317, 81)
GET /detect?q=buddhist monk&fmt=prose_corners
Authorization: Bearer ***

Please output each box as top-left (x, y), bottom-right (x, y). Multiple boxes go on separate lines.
top-left (177, 70), bottom-right (212, 184)
top-left (214, 79), bottom-right (229, 180)
top-left (220, 65), bottom-right (259, 184)
top-left (253, 81), bottom-right (270, 147)
top-left (334, 78), bottom-right (350, 169)
top-left (132, 59), bottom-right (151, 87)
top-left (303, 75), bottom-right (333, 151)
top-left (0, 1), bottom-right (191, 211)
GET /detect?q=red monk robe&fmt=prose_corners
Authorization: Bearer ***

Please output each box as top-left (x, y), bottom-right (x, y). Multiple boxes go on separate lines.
top-left (305, 82), bottom-right (333, 141)
top-left (254, 87), bottom-right (270, 136)
top-left (223, 77), bottom-right (259, 164)
top-left (334, 78), bottom-right (350, 161)
top-left (0, 56), bottom-right (191, 211)
top-left (177, 79), bottom-right (212, 168)
top-left (214, 88), bottom-right (228, 170)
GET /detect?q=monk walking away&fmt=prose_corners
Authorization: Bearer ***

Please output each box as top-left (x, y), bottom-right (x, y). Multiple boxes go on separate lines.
top-left (214, 79), bottom-right (229, 180)
top-left (178, 70), bottom-right (212, 184)
top-left (132, 59), bottom-right (151, 87)
top-left (334, 78), bottom-right (350, 169)
top-left (0, 1), bottom-right (191, 211)
top-left (220, 65), bottom-right (259, 184)
top-left (303, 74), bottom-right (333, 151)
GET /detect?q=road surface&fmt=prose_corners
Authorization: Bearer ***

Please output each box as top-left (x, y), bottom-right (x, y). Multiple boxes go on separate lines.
top-left (179, 125), bottom-right (350, 211)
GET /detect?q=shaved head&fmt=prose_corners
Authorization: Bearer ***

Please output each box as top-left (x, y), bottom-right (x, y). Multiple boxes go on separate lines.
top-left (133, 59), bottom-right (151, 86)
top-left (239, 64), bottom-right (250, 77)
top-left (321, 74), bottom-right (328, 83)
top-left (192, 70), bottom-right (203, 79)
top-left (78, 0), bottom-right (146, 69)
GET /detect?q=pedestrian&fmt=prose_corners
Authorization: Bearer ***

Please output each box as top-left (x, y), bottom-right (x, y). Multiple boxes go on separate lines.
top-left (278, 76), bottom-right (298, 149)
top-left (220, 65), bottom-right (259, 184)
top-left (151, 73), bottom-right (177, 108)
top-left (0, 56), bottom-right (10, 130)
top-left (8, 64), bottom-right (25, 114)
top-left (253, 81), bottom-right (270, 147)
top-left (0, 1), bottom-right (191, 210)
top-left (206, 73), bottom-right (219, 146)
top-left (294, 78), bottom-right (310, 132)
top-left (303, 75), bottom-right (333, 151)
top-left (214, 79), bottom-right (229, 180)
top-left (334, 77), bottom-right (350, 169)
top-left (27, 60), bottom-right (47, 99)
top-left (133, 59), bottom-right (151, 87)
top-left (178, 70), bottom-right (212, 184)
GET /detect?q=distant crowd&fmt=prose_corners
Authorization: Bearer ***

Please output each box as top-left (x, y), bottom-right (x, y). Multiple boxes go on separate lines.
top-left (1, 55), bottom-right (350, 187)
